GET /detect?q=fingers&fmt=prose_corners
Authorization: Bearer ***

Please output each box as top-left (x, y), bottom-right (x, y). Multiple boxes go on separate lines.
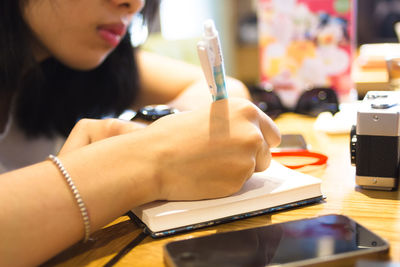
top-left (229, 98), bottom-right (281, 148)
top-left (237, 100), bottom-right (279, 173)
top-left (255, 106), bottom-right (281, 148)
top-left (254, 140), bottom-right (272, 172)
top-left (59, 119), bottom-right (92, 155)
top-left (253, 106), bottom-right (280, 172)
top-left (209, 98), bottom-right (279, 173)
top-left (59, 118), bottom-right (145, 155)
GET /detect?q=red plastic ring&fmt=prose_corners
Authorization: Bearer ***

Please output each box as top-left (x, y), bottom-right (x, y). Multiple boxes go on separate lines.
top-left (271, 150), bottom-right (328, 169)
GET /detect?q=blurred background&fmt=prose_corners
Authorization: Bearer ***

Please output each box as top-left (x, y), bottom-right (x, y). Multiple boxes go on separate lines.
top-left (133, 0), bottom-right (400, 101)
top-left (134, 0), bottom-right (258, 84)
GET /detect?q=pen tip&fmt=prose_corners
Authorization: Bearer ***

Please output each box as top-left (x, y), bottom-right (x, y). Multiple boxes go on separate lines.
top-left (203, 19), bottom-right (216, 36)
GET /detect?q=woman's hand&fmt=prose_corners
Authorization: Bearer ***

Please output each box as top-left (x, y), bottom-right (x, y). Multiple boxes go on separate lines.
top-left (140, 97), bottom-right (281, 201)
top-left (57, 98), bottom-right (280, 203)
top-left (0, 98), bottom-right (279, 267)
top-left (59, 118), bottom-right (145, 155)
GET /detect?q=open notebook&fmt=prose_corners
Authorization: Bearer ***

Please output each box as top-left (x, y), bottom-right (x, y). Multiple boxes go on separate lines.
top-left (130, 160), bottom-right (324, 238)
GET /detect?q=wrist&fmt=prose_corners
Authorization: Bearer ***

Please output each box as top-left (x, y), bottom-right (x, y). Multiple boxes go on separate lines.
top-left (112, 131), bottom-right (165, 203)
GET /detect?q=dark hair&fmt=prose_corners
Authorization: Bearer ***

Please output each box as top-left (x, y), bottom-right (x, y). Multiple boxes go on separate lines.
top-left (0, 0), bottom-right (159, 137)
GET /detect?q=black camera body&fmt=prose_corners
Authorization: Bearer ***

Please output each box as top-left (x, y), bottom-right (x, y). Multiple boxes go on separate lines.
top-left (350, 91), bottom-right (400, 190)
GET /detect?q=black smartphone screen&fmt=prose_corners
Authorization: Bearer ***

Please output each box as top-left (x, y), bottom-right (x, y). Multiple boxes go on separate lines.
top-left (164, 215), bottom-right (389, 267)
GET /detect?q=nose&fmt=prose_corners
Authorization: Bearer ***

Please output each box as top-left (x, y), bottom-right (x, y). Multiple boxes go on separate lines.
top-left (111, 0), bottom-right (145, 15)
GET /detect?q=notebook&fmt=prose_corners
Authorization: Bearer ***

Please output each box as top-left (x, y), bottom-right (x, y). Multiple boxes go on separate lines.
top-left (130, 160), bottom-right (324, 238)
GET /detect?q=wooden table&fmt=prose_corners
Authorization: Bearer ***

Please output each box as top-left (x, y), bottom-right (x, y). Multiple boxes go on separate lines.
top-left (44, 113), bottom-right (400, 267)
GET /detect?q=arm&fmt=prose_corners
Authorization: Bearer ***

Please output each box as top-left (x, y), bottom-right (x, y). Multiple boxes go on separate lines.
top-left (0, 98), bottom-right (280, 266)
top-left (0, 119), bottom-right (153, 266)
top-left (0, 134), bottom-right (158, 266)
top-left (134, 50), bottom-right (251, 110)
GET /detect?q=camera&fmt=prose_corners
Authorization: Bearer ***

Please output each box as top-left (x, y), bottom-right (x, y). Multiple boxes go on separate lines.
top-left (350, 91), bottom-right (400, 190)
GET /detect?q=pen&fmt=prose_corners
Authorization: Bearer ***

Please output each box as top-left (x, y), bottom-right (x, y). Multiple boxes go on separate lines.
top-left (197, 19), bottom-right (228, 101)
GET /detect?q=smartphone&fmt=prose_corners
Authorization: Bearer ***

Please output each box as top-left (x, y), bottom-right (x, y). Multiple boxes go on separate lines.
top-left (164, 214), bottom-right (389, 267)
top-left (272, 134), bottom-right (308, 152)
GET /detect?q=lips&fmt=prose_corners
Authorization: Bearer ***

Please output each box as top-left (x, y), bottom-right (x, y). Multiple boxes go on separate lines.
top-left (97, 23), bottom-right (127, 47)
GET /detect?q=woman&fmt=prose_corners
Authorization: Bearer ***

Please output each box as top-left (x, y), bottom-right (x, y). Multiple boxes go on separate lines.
top-left (0, 0), bottom-right (281, 265)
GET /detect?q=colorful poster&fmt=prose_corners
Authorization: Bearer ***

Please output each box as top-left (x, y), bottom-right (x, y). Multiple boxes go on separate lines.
top-left (258, 0), bottom-right (355, 106)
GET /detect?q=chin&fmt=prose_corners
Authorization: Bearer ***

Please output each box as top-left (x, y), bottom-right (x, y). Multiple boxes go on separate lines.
top-left (69, 58), bottom-right (107, 71)
top-left (60, 52), bottom-right (110, 71)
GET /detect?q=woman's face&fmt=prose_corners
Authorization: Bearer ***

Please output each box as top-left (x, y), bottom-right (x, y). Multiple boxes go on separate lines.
top-left (23, 0), bottom-right (145, 70)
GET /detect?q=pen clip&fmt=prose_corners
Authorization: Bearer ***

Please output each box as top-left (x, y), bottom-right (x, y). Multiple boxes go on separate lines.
top-left (197, 41), bottom-right (217, 96)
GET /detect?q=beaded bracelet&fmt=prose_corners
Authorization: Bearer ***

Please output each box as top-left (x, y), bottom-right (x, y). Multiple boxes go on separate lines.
top-left (48, 154), bottom-right (91, 242)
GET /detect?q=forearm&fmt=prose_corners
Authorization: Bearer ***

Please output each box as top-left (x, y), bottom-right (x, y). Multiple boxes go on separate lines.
top-left (0, 97), bottom-right (278, 266)
top-left (135, 50), bottom-right (250, 110)
top-left (134, 50), bottom-right (204, 107)
top-left (166, 77), bottom-right (250, 111)
top-left (0, 134), bottom-right (157, 266)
